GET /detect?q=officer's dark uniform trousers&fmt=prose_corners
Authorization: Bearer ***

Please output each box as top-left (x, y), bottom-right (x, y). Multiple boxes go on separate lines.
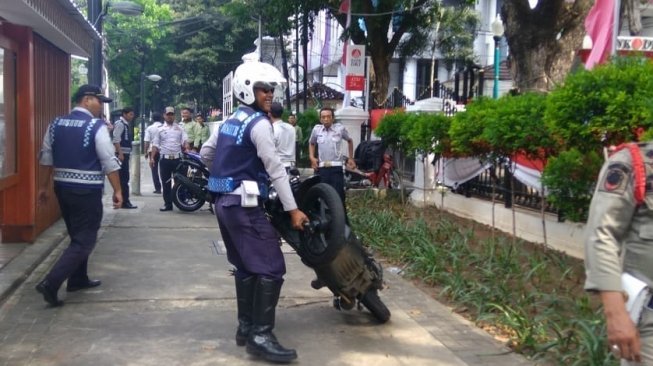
top-left (214, 194), bottom-right (285, 280)
top-left (150, 153), bottom-right (161, 192)
top-left (119, 153), bottom-right (131, 203)
top-left (159, 156), bottom-right (179, 208)
top-left (46, 187), bottom-right (103, 289)
top-left (318, 166), bottom-right (346, 203)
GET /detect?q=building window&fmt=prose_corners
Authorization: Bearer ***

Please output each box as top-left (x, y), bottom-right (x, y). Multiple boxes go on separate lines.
top-left (0, 46), bottom-right (17, 179)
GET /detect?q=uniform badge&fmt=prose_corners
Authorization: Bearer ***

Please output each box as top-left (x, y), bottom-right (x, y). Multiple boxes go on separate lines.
top-left (599, 163), bottom-right (631, 194)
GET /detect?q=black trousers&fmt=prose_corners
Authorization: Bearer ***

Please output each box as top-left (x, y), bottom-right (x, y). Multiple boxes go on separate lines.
top-left (46, 186), bottom-right (103, 290)
top-left (150, 153), bottom-right (161, 192)
top-left (119, 153), bottom-right (131, 204)
top-left (159, 157), bottom-right (179, 208)
top-left (317, 166), bottom-right (346, 204)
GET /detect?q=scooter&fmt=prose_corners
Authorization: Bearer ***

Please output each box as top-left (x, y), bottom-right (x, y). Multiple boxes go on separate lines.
top-left (171, 151), bottom-right (212, 212)
top-left (344, 140), bottom-right (400, 190)
top-left (265, 169), bottom-right (391, 323)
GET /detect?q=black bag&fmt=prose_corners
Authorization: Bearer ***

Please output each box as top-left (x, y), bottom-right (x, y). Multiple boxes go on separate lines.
top-left (354, 140), bottom-right (385, 172)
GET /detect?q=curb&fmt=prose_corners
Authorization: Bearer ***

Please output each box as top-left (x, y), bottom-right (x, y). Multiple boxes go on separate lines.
top-left (0, 220), bottom-right (67, 306)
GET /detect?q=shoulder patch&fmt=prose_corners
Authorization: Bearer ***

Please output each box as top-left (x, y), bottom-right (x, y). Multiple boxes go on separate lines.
top-left (599, 162), bottom-right (631, 194)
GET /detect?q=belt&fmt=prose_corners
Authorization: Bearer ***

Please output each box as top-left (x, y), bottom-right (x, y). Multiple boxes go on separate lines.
top-left (319, 161), bottom-right (343, 168)
top-left (161, 154), bottom-right (181, 160)
top-left (282, 161), bottom-right (295, 168)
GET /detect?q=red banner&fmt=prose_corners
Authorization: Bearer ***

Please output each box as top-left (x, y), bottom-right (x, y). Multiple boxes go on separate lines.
top-left (345, 75), bottom-right (365, 91)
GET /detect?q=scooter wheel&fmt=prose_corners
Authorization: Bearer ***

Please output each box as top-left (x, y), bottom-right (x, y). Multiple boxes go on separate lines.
top-left (299, 183), bottom-right (346, 265)
top-left (360, 289), bottom-right (391, 323)
top-left (172, 181), bottom-right (205, 212)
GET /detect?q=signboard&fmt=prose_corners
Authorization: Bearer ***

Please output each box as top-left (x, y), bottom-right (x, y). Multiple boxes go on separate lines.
top-left (345, 75), bottom-right (365, 91)
top-left (345, 45), bottom-right (366, 91)
top-left (346, 45), bottom-right (365, 76)
top-left (618, 37), bottom-right (653, 52)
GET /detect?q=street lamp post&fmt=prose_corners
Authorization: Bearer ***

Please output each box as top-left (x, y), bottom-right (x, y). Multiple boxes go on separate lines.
top-left (132, 73), bottom-right (162, 196)
top-left (491, 14), bottom-right (504, 99)
top-left (140, 73), bottom-right (162, 152)
top-left (88, 0), bottom-right (143, 87)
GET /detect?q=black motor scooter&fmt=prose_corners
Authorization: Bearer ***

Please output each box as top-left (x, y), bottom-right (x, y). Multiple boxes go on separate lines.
top-left (171, 151), bottom-right (212, 212)
top-left (265, 169), bottom-right (390, 323)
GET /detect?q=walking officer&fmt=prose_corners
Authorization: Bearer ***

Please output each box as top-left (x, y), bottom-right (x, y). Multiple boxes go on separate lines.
top-left (112, 107), bottom-right (137, 209)
top-left (150, 106), bottom-right (189, 211)
top-left (200, 58), bottom-right (308, 364)
top-left (584, 141), bottom-right (653, 364)
top-left (35, 84), bottom-right (122, 307)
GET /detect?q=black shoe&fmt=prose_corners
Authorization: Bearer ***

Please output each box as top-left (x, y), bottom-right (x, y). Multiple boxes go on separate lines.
top-left (66, 279), bottom-right (102, 292)
top-left (35, 280), bottom-right (63, 307)
top-left (122, 203), bottom-right (138, 209)
top-left (235, 276), bottom-right (256, 346)
top-left (246, 277), bottom-right (297, 363)
top-left (310, 277), bottom-right (324, 290)
top-left (247, 331), bottom-right (297, 363)
top-left (153, 190), bottom-right (161, 194)
top-left (159, 206), bottom-right (173, 212)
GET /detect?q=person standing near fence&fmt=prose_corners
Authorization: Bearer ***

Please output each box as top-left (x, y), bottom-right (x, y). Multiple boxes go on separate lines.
top-left (584, 142), bottom-right (653, 364)
top-left (308, 107), bottom-right (355, 204)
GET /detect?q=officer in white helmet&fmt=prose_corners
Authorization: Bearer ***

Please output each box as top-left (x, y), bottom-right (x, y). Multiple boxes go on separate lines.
top-left (200, 58), bottom-right (308, 364)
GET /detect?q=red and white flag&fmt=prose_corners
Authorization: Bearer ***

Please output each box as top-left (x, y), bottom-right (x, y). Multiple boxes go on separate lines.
top-left (584, 0), bottom-right (615, 69)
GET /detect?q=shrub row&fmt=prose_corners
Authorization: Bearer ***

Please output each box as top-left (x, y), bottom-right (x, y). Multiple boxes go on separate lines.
top-left (375, 56), bottom-right (653, 221)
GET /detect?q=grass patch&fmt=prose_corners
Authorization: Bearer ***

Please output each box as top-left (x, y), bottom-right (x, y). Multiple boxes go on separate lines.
top-left (347, 190), bottom-right (617, 365)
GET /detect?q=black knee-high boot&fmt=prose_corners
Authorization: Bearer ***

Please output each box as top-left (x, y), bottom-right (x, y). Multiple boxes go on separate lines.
top-left (235, 276), bottom-right (256, 346)
top-left (246, 277), bottom-right (297, 363)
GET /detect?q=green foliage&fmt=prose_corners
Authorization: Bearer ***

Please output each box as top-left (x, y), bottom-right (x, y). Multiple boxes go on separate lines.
top-left (294, 108), bottom-right (319, 167)
top-left (448, 97), bottom-right (497, 156)
top-left (406, 112), bottom-right (451, 156)
top-left (348, 193), bottom-right (617, 365)
top-left (431, 5), bottom-right (480, 71)
top-left (482, 93), bottom-right (553, 158)
top-left (375, 110), bottom-right (409, 150)
top-left (545, 56), bottom-right (653, 153)
top-left (541, 149), bottom-right (602, 222)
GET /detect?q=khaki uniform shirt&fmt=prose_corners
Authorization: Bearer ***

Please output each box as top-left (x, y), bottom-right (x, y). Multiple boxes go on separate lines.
top-left (584, 142), bottom-right (653, 293)
top-left (308, 123), bottom-right (352, 163)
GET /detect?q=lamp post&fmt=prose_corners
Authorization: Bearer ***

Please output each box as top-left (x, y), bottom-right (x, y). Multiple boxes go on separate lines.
top-left (88, 0), bottom-right (143, 87)
top-left (140, 73), bottom-right (162, 152)
top-left (132, 73), bottom-right (161, 196)
top-left (491, 14), bottom-right (504, 99)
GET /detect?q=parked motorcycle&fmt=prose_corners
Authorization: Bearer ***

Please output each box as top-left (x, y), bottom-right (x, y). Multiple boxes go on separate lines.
top-left (345, 140), bottom-right (401, 190)
top-left (171, 151), bottom-right (212, 212)
top-left (265, 169), bottom-right (391, 323)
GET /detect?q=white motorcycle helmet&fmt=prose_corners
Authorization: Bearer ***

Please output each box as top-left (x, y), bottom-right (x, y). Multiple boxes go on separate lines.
top-left (232, 57), bottom-right (286, 106)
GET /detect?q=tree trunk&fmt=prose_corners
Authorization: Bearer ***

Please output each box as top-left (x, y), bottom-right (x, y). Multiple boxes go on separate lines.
top-left (624, 0), bottom-right (642, 35)
top-left (501, 0), bottom-right (593, 92)
top-left (370, 50), bottom-right (392, 107)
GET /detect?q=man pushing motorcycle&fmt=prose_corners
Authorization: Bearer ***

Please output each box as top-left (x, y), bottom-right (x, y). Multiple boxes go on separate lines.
top-left (199, 56), bottom-right (308, 364)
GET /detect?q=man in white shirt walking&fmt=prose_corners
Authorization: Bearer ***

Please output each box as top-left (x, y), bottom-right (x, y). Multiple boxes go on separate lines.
top-left (269, 102), bottom-right (296, 169)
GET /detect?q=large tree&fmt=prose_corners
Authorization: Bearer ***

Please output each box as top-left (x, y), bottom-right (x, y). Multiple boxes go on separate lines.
top-left (500, 0), bottom-right (593, 93)
top-left (324, 0), bottom-right (475, 106)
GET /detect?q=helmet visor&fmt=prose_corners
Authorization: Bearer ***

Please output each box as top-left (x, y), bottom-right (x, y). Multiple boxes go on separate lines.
top-left (253, 81), bottom-right (276, 93)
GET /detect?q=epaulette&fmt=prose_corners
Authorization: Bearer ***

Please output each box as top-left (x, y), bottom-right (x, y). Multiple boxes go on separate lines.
top-left (610, 143), bottom-right (646, 205)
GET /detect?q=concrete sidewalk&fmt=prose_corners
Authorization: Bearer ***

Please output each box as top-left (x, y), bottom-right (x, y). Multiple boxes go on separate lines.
top-left (0, 158), bottom-right (536, 365)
